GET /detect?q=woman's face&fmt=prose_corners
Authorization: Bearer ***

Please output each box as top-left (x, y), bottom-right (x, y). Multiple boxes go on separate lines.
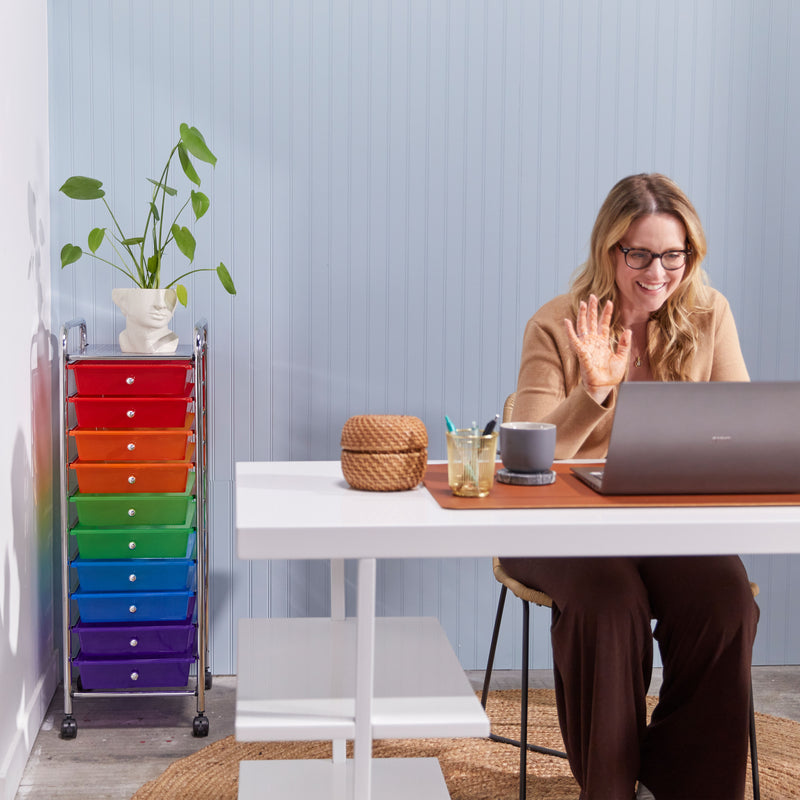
top-left (614, 212), bottom-right (687, 326)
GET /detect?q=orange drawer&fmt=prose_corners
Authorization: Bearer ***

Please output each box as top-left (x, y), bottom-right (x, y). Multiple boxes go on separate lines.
top-left (71, 461), bottom-right (195, 493)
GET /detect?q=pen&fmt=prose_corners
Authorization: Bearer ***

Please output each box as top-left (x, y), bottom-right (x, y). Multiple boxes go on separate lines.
top-left (445, 415), bottom-right (456, 433)
top-left (482, 414), bottom-right (499, 436)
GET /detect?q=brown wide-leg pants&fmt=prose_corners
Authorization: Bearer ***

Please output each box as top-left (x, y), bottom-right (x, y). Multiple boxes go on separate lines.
top-left (498, 555), bottom-right (759, 800)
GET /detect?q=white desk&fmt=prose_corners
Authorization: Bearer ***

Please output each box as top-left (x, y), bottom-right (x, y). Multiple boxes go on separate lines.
top-left (235, 460), bottom-right (800, 800)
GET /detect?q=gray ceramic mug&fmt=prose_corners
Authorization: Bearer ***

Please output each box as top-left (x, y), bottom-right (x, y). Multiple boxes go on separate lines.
top-left (499, 422), bottom-right (556, 473)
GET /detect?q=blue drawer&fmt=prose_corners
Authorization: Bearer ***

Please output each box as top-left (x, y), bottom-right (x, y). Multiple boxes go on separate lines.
top-left (73, 590), bottom-right (195, 622)
top-left (73, 558), bottom-right (196, 592)
top-left (73, 620), bottom-right (197, 657)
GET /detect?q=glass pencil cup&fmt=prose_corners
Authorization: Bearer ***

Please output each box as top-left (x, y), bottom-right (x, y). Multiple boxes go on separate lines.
top-left (446, 429), bottom-right (499, 497)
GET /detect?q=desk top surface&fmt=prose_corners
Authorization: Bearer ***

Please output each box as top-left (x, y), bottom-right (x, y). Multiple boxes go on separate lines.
top-left (235, 461), bottom-right (800, 560)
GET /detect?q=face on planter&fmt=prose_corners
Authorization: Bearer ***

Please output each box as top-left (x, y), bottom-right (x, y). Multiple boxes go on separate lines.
top-left (121, 289), bottom-right (177, 329)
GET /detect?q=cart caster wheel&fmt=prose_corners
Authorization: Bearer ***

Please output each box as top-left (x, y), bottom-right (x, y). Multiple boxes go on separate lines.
top-left (192, 714), bottom-right (209, 737)
top-left (204, 671), bottom-right (213, 690)
top-left (61, 716), bottom-right (78, 739)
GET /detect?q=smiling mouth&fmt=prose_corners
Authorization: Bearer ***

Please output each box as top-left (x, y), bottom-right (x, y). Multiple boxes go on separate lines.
top-left (636, 281), bottom-right (667, 292)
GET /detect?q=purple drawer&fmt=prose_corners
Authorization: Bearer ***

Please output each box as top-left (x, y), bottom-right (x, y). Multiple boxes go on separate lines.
top-left (74, 652), bottom-right (194, 690)
top-left (73, 620), bottom-right (196, 656)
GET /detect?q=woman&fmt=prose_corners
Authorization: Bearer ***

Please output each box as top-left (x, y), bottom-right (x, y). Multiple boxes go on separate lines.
top-left (500, 174), bottom-right (758, 800)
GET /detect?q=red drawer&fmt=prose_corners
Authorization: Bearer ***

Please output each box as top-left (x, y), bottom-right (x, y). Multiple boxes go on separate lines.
top-left (68, 397), bottom-right (193, 429)
top-left (71, 461), bottom-right (195, 493)
top-left (69, 429), bottom-right (195, 461)
top-left (67, 361), bottom-right (193, 397)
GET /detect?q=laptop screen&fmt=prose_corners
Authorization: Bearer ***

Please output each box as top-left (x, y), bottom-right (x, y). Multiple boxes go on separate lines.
top-left (590, 381), bottom-right (800, 495)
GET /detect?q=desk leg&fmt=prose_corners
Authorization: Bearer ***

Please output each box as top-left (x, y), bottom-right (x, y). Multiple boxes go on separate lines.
top-left (353, 558), bottom-right (376, 800)
top-left (331, 558), bottom-right (347, 764)
top-left (331, 558), bottom-right (346, 620)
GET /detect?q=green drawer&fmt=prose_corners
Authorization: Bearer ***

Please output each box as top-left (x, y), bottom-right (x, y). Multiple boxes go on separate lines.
top-left (70, 524), bottom-right (196, 560)
top-left (70, 474), bottom-right (196, 527)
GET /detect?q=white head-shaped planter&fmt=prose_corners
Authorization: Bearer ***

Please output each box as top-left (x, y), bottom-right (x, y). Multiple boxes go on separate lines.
top-left (112, 288), bottom-right (179, 354)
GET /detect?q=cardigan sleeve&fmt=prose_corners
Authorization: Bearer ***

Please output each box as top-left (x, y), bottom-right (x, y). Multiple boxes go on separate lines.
top-left (708, 293), bottom-right (750, 381)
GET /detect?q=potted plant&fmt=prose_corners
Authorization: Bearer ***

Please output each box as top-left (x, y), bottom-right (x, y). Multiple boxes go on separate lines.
top-left (59, 123), bottom-right (235, 353)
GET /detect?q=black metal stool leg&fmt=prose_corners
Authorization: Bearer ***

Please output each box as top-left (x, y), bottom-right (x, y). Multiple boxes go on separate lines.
top-left (481, 585), bottom-right (508, 709)
top-left (519, 599), bottom-right (530, 800)
top-left (483, 582), bottom-right (567, 800)
top-left (750, 677), bottom-right (760, 800)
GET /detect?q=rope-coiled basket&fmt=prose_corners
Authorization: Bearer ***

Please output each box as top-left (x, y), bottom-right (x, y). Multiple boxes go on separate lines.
top-left (340, 415), bottom-right (428, 491)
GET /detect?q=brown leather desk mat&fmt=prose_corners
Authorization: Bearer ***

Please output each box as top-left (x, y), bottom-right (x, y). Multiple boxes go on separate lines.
top-left (423, 462), bottom-right (800, 509)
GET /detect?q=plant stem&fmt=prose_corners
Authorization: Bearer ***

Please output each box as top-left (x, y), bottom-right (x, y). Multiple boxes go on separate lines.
top-left (164, 267), bottom-right (216, 288)
top-left (154, 144), bottom-right (180, 287)
top-left (102, 197), bottom-right (142, 281)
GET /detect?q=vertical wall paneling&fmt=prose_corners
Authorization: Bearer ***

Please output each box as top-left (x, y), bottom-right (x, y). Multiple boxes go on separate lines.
top-left (50, 0), bottom-right (800, 671)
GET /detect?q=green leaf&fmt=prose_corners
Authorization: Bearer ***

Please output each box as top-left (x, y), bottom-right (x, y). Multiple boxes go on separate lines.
top-left (120, 237), bottom-right (145, 246)
top-left (179, 123), bottom-right (217, 166)
top-left (171, 224), bottom-right (196, 262)
top-left (191, 190), bottom-right (210, 220)
top-left (60, 243), bottom-right (83, 267)
top-left (149, 202), bottom-right (160, 222)
top-left (176, 284), bottom-right (188, 307)
top-left (88, 228), bottom-right (106, 253)
top-left (147, 254), bottom-right (160, 275)
top-left (59, 176), bottom-right (105, 200)
top-left (147, 177), bottom-right (178, 197)
top-left (178, 143), bottom-right (201, 186)
top-left (216, 262), bottom-right (236, 295)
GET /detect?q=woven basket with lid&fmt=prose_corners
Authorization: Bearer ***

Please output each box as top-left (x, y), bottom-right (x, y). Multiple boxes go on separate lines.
top-left (340, 415), bottom-right (428, 491)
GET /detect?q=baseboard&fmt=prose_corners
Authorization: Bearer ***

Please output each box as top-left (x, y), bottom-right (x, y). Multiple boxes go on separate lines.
top-left (0, 649), bottom-right (60, 800)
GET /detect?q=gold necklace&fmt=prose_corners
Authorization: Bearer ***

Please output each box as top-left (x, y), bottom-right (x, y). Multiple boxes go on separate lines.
top-left (634, 354), bottom-right (643, 367)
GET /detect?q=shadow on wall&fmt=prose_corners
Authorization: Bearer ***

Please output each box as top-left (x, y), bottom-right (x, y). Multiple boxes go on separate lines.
top-left (28, 181), bottom-right (59, 671)
top-left (0, 179), bottom-right (59, 761)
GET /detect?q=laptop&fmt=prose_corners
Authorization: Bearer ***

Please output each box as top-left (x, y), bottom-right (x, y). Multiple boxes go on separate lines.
top-left (570, 381), bottom-right (800, 495)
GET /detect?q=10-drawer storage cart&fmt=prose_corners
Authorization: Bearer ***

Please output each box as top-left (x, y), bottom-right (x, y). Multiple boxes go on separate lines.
top-left (58, 318), bottom-right (211, 738)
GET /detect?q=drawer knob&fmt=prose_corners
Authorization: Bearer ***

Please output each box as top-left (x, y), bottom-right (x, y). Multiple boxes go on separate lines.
top-left (128, 574), bottom-right (137, 582)
top-left (127, 410), bottom-right (136, 418)
top-left (128, 475), bottom-right (136, 484)
top-left (128, 508), bottom-right (136, 517)
top-left (127, 443), bottom-right (136, 451)
top-left (129, 605), bottom-right (137, 614)
top-left (126, 377), bottom-right (135, 385)
top-left (130, 671), bottom-right (139, 681)
top-left (128, 541), bottom-right (137, 550)
top-left (130, 638), bottom-right (138, 648)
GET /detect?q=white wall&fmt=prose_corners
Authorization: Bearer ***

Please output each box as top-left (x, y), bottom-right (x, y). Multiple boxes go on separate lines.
top-left (0, 1), bottom-right (57, 798)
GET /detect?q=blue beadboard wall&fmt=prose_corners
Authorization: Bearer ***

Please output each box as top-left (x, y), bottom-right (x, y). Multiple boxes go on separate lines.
top-left (48, 0), bottom-right (800, 672)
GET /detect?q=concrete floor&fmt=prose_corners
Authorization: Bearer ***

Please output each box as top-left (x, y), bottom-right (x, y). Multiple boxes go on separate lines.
top-left (14, 667), bottom-right (800, 799)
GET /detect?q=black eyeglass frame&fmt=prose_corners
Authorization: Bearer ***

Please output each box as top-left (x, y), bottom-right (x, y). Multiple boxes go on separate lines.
top-left (617, 243), bottom-right (692, 271)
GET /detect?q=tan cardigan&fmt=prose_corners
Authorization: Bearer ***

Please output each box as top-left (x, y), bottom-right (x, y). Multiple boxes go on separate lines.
top-left (512, 289), bottom-right (750, 459)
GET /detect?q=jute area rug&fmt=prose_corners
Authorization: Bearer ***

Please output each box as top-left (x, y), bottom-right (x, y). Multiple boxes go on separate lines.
top-left (131, 689), bottom-right (800, 799)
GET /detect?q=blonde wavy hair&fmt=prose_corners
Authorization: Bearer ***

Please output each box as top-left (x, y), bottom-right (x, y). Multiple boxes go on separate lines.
top-left (570, 173), bottom-right (711, 381)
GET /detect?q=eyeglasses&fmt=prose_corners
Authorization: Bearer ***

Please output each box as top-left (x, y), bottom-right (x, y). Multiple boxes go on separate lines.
top-left (617, 244), bottom-right (691, 271)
